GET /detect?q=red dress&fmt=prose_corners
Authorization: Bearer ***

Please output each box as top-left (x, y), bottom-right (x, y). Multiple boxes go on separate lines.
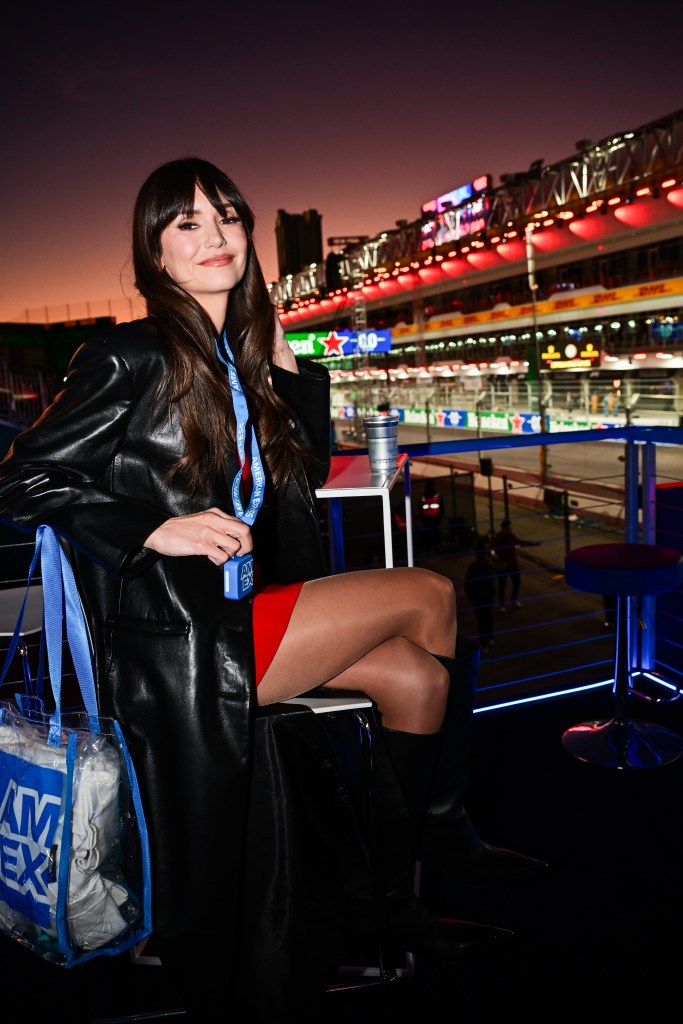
top-left (240, 456), bottom-right (304, 685)
top-left (253, 577), bottom-right (304, 684)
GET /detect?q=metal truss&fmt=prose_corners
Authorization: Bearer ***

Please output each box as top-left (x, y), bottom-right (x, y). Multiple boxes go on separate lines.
top-left (271, 107), bottom-right (683, 306)
top-left (491, 106), bottom-right (683, 221)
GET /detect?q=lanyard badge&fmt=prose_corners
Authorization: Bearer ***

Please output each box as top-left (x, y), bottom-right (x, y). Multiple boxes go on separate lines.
top-left (216, 333), bottom-right (265, 599)
top-left (224, 553), bottom-right (255, 599)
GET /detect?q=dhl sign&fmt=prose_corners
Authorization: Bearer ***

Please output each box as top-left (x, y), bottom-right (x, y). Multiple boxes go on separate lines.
top-left (389, 277), bottom-right (683, 338)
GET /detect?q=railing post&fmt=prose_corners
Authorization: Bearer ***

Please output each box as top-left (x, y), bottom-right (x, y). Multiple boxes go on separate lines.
top-left (327, 498), bottom-right (346, 574)
top-left (0, 363), bottom-right (10, 420)
top-left (623, 437), bottom-right (641, 677)
top-left (38, 372), bottom-right (48, 411)
top-left (403, 459), bottom-right (413, 568)
top-left (562, 490), bottom-right (571, 556)
top-left (640, 442), bottom-right (658, 670)
top-left (641, 442), bottom-right (657, 544)
top-left (623, 438), bottom-right (639, 542)
top-left (486, 473), bottom-right (494, 541)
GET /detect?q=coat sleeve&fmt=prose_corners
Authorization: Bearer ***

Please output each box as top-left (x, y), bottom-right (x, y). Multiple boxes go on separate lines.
top-left (0, 338), bottom-right (169, 576)
top-left (270, 357), bottom-right (331, 489)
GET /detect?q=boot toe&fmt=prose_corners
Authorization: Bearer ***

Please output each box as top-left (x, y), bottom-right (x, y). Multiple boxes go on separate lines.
top-left (429, 917), bottom-right (514, 965)
top-left (449, 843), bottom-right (548, 888)
top-left (341, 892), bottom-right (514, 968)
top-left (389, 893), bottom-right (514, 966)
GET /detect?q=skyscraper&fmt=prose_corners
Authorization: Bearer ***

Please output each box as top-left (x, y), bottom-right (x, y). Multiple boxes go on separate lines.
top-left (275, 209), bottom-right (323, 278)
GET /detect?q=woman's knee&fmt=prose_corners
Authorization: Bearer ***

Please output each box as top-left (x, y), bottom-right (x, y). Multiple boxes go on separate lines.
top-left (430, 570), bottom-right (456, 618)
top-left (411, 656), bottom-right (450, 722)
top-left (402, 566), bottom-right (454, 606)
top-left (375, 647), bottom-right (450, 731)
top-left (413, 568), bottom-right (456, 634)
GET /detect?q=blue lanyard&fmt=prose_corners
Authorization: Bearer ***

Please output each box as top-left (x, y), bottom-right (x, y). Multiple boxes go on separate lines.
top-left (215, 332), bottom-right (265, 526)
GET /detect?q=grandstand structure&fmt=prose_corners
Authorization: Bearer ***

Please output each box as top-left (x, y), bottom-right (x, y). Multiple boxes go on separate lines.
top-left (2, 108), bottom-right (683, 434)
top-left (269, 107), bottom-right (683, 431)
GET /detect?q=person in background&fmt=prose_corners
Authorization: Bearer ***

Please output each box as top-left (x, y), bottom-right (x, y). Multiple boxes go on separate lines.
top-left (0, 158), bottom-right (545, 1020)
top-left (420, 478), bottom-right (444, 551)
top-left (491, 517), bottom-right (539, 611)
top-left (464, 541), bottom-right (497, 650)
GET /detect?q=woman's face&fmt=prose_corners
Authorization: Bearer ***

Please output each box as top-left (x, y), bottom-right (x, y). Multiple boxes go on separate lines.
top-left (159, 185), bottom-right (247, 318)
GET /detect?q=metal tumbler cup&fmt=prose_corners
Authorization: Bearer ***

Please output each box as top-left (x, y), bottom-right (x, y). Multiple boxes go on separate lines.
top-left (363, 415), bottom-right (399, 476)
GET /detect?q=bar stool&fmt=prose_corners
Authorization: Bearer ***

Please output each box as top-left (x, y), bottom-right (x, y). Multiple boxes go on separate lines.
top-left (121, 694), bottom-right (395, 1023)
top-left (0, 584), bottom-right (44, 697)
top-left (562, 542), bottom-right (683, 769)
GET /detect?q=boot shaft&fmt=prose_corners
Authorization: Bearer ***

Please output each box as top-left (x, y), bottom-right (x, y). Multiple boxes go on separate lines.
top-left (428, 635), bottom-right (480, 814)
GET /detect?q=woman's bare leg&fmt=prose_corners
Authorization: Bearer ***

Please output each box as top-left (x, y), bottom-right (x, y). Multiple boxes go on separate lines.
top-left (256, 567), bottom-right (456, 733)
top-left (327, 636), bottom-right (449, 733)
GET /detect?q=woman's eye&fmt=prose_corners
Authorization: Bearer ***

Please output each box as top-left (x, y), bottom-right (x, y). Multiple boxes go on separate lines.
top-left (222, 215), bottom-right (241, 225)
top-left (178, 221), bottom-right (197, 231)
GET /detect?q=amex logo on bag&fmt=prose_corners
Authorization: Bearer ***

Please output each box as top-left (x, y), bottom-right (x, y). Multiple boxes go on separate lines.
top-left (0, 738), bottom-right (64, 929)
top-left (0, 526), bottom-right (152, 967)
top-left (0, 715), bottom-right (130, 951)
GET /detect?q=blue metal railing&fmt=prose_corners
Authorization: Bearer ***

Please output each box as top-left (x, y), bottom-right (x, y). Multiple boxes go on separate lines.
top-left (345, 424), bottom-right (683, 710)
top-left (1, 426), bottom-right (682, 713)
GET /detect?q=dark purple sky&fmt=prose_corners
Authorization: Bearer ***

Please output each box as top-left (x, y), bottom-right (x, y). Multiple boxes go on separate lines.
top-left (2, 1), bottom-right (682, 322)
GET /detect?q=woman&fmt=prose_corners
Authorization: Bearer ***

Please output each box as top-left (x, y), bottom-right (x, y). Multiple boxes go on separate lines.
top-left (0, 159), bottom-right (541, 1017)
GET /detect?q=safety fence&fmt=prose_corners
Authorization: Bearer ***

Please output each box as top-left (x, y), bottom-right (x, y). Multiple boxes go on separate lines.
top-left (1, 426), bottom-right (682, 714)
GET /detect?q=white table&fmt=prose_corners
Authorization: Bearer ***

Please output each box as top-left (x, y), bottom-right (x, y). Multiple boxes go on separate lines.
top-left (0, 584), bottom-right (43, 687)
top-left (315, 452), bottom-right (413, 572)
top-left (0, 584), bottom-right (43, 638)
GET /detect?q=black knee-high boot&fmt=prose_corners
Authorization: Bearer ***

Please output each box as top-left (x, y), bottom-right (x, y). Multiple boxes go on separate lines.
top-left (342, 723), bottom-right (513, 966)
top-left (415, 636), bottom-right (548, 886)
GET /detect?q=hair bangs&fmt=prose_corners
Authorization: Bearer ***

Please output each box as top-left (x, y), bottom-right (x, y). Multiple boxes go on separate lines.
top-left (193, 162), bottom-right (255, 239)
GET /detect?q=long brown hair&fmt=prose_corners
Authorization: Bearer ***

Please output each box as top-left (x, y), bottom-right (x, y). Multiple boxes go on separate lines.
top-left (132, 157), bottom-right (306, 495)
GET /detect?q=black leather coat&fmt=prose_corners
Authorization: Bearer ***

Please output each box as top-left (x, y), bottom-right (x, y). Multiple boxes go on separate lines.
top-left (0, 316), bottom-right (331, 948)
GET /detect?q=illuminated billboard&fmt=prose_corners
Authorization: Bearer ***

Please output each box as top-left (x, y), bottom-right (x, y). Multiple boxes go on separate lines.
top-left (540, 342), bottom-right (600, 369)
top-left (285, 329), bottom-right (392, 358)
top-left (420, 196), bottom-right (491, 250)
top-left (420, 174), bottom-right (492, 216)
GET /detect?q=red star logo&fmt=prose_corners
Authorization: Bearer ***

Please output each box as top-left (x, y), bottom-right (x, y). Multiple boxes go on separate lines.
top-left (320, 331), bottom-right (347, 356)
top-left (511, 411), bottom-right (524, 433)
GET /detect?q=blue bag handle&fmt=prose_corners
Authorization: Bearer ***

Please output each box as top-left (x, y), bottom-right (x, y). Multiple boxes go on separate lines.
top-left (0, 525), bottom-right (101, 746)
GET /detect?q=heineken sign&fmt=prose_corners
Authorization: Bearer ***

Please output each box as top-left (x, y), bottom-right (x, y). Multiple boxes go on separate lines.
top-left (285, 329), bottom-right (392, 358)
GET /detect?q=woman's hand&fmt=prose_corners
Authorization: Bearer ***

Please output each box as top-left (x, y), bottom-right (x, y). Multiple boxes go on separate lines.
top-left (144, 508), bottom-right (253, 566)
top-left (271, 309), bottom-right (299, 374)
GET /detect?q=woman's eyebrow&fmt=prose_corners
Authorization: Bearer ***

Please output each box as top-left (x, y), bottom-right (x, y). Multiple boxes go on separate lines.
top-left (179, 204), bottom-right (235, 216)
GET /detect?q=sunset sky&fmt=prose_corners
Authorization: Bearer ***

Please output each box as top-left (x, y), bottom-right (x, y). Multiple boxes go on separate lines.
top-left (2, 1), bottom-right (682, 323)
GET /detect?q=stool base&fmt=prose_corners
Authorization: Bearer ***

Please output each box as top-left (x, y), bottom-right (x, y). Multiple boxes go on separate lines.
top-left (562, 718), bottom-right (683, 769)
top-left (629, 670), bottom-right (682, 704)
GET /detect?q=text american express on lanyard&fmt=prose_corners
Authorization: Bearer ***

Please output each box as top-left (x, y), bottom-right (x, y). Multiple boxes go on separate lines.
top-left (216, 332), bottom-right (263, 599)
